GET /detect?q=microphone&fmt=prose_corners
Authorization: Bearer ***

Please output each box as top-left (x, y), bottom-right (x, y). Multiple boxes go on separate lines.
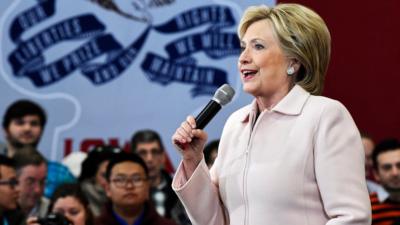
top-left (195, 84), bottom-right (235, 129)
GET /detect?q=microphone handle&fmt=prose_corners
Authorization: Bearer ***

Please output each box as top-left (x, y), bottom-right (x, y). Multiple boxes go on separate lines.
top-left (195, 100), bottom-right (222, 129)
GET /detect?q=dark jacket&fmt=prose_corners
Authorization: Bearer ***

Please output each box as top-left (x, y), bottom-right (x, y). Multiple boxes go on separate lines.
top-left (151, 170), bottom-right (178, 217)
top-left (95, 201), bottom-right (177, 225)
top-left (152, 170), bottom-right (191, 225)
top-left (0, 209), bottom-right (25, 225)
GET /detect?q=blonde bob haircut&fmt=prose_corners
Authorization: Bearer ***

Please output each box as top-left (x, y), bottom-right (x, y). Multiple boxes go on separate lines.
top-left (238, 3), bottom-right (331, 95)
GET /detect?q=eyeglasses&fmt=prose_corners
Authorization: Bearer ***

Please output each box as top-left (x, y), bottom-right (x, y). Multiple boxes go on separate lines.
top-left (137, 148), bottom-right (163, 157)
top-left (23, 177), bottom-right (46, 188)
top-left (92, 145), bottom-right (123, 154)
top-left (111, 175), bottom-right (148, 188)
top-left (0, 178), bottom-right (19, 188)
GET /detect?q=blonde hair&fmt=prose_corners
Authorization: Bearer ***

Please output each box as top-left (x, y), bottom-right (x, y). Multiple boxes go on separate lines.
top-left (238, 4), bottom-right (331, 95)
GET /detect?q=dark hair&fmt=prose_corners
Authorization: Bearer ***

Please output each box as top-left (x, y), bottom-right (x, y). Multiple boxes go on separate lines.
top-left (13, 147), bottom-right (47, 174)
top-left (0, 155), bottom-right (15, 179)
top-left (131, 129), bottom-right (165, 152)
top-left (2, 99), bottom-right (47, 130)
top-left (372, 138), bottom-right (400, 170)
top-left (48, 183), bottom-right (94, 225)
top-left (204, 139), bottom-right (219, 166)
top-left (78, 145), bottom-right (122, 182)
top-left (105, 152), bottom-right (149, 181)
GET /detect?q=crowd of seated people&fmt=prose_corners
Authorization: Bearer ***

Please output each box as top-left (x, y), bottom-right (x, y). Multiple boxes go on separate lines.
top-left (0, 98), bottom-right (398, 225)
top-left (0, 99), bottom-right (193, 225)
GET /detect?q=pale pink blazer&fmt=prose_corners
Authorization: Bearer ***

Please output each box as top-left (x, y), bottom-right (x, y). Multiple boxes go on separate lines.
top-left (172, 85), bottom-right (371, 225)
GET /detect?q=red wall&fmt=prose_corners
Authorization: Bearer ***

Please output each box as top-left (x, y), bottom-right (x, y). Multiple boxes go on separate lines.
top-left (279, 0), bottom-right (400, 142)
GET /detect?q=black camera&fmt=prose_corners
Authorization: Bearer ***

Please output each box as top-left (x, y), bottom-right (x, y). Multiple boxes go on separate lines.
top-left (37, 213), bottom-right (72, 225)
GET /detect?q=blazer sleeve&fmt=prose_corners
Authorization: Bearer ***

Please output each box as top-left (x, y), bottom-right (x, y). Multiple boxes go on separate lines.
top-left (314, 100), bottom-right (371, 225)
top-left (172, 158), bottom-right (227, 225)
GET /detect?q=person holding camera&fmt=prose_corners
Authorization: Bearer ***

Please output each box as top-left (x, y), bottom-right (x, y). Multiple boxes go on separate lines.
top-left (27, 183), bottom-right (94, 225)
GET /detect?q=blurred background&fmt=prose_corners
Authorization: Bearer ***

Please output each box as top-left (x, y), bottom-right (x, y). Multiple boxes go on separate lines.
top-left (0, 0), bottom-right (398, 167)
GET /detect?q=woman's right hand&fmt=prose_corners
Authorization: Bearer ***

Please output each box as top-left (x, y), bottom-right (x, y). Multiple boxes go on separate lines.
top-left (26, 216), bottom-right (40, 225)
top-left (172, 115), bottom-right (208, 172)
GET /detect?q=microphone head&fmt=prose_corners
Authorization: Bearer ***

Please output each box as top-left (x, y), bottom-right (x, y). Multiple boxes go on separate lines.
top-left (213, 84), bottom-right (235, 106)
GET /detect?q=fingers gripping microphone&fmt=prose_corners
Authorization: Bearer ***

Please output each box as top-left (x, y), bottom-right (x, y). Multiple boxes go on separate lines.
top-left (195, 84), bottom-right (235, 129)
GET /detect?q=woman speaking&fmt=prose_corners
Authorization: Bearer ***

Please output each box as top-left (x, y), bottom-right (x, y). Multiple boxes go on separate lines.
top-left (172, 3), bottom-right (371, 225)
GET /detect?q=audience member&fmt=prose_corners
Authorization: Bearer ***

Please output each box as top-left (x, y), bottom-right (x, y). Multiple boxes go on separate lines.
top-left (131, 130), bottom-right (190, 224)
top-left (13, 147), bottom-right (49, 218)
top-left (1, 100), bottom-right (46, 157)
top-left (0, 155), bottom-right (23, 225)
top-left (96, 152), bottom-right (177, 225)
top-left (203, 140), bottom-right (219, 168)
top-left (370, 138), bottom-right (400, 224)
top-left (79, 145), bottom-right (121, 216)
top-left (1, 99), bottom-right (75, 198)
top-left (27, 183), bottom-right (94, 225)
top-left (362, 133), bottom-right (385, 194)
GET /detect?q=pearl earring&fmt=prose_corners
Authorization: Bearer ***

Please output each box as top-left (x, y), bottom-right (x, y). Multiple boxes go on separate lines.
top-left (287, 67), bottom-right (295, 75)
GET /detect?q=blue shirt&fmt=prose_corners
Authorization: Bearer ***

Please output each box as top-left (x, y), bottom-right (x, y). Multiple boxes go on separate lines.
top-left (112, 208), bottom-right (144, 225)
top-left (45, 161), bottom-right (76, 197)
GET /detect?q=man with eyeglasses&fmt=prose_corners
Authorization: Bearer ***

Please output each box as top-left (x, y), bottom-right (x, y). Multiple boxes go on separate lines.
top-left (131, 130), bottom-right (190, 225)
top-left (370, 138), bottom-right (400, 224)
top-left (96, 152), bottom-right (177, 225)
top-left (13, 147), bottom-right (49, 221)
top-left (0, 155), bottom-right (23, 225)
